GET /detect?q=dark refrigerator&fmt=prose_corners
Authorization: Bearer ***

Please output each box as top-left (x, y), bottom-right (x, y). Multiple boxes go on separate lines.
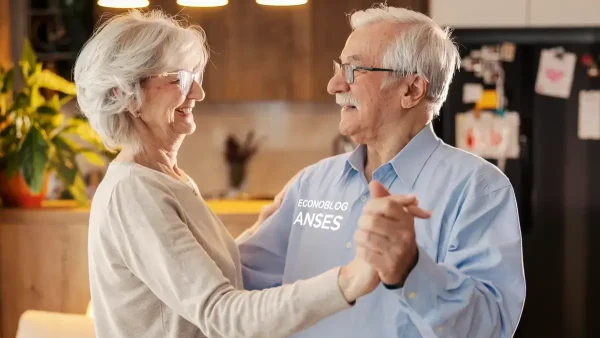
top-left (432, 28), bottom-right (600, 338)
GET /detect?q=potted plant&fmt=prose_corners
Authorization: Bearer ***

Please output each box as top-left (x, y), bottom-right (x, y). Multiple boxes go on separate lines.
top-left (0, 40), bottom-right (109, 208)
top-left (224, 130), bottom-right (262, 199)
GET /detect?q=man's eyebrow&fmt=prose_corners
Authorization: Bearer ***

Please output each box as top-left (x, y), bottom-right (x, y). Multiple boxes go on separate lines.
top-left (340, 55), bottom-right (362, 63)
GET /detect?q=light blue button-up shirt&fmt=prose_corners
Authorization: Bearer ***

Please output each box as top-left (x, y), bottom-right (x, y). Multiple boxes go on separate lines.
top-left (238, 123), bottom-right (525, 338)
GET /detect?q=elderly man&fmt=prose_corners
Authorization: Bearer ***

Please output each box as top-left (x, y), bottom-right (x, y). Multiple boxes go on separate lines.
top-left (238, 4), bottom-right (525, 338)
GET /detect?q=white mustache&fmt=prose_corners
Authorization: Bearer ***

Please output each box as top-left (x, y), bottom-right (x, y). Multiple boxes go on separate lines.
top-left (336, 93), bottom-right (359, 109)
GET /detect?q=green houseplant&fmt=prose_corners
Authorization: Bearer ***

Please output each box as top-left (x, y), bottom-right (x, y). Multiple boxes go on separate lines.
top-left (0, 40), bottom-right (109, 208)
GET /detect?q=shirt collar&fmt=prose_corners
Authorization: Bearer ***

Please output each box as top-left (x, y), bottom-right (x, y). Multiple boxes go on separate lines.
top-left (339, 123), bottom-right (441, 189)
top-left (390, 123), bottom-right (440, 189)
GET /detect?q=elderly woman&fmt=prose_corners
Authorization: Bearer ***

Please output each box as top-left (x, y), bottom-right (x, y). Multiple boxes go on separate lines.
top-left (74, 10), bottom-right (379, 338)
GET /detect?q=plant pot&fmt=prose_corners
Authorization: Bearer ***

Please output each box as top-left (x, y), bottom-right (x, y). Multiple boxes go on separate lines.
top-left (226, 162), bottom-right (248, 199)
top-left (0, 171), bottom-right (50, 208)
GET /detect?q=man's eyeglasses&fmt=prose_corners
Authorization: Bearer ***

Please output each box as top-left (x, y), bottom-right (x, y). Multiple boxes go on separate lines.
top-left (154, 70), bottom-right (203, 96)
top-left (333, 60), bottom-right (397, 84)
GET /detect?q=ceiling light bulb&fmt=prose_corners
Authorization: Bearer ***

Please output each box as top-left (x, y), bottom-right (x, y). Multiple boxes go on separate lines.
top-left (177, 0), bottom-right (228, 7)
top-left (97, 0), bottom-right (149, 8)
top-left (256, 0), bottom-right (307, 6)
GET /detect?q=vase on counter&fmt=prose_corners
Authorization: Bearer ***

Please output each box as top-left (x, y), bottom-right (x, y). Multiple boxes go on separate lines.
top-left (223, 130), bottom-right (263, 200)
top-left (226, 161), bottom-right (248, 199)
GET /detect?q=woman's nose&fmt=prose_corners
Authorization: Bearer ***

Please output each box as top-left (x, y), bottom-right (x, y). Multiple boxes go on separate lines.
top-left (188, 80), bottom-right (205, 101)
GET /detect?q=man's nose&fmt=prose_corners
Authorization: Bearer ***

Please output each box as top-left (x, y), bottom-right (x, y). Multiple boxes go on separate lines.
top-left (327, 72), bottom-right (350, 95)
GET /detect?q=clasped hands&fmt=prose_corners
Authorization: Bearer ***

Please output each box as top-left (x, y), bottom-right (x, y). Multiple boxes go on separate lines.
top-left (354, 181), bottom-right (432, 287)
top-left (251, 175), bottom-right (432, 301)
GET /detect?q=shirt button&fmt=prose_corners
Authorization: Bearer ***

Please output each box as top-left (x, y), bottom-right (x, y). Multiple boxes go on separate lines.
top-left (360, 195), bottom-right (368, 202)
top-left (437, 327), bottom-right (444, 333)
top-left (345, 242), bottom-right (352, 249)
top-left (408, 292), bottom-right (417, 299)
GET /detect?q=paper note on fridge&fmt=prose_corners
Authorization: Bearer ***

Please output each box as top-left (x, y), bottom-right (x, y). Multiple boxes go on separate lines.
top-left (578, 90), bottom-right (600, 140)
top-left (455, 111), bottom-right (521, 160)
top-left (535, 48), bottom-right (576, 99)
top-left (463, 83), bottom-right (484, 103)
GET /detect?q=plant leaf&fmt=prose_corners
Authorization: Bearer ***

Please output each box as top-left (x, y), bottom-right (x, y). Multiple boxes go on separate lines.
top-left (28, 69), bottom-right (77, 95)
top-left (0, 124), bottom-right (17, 157)
top-left (59, 95), bottom-right (75, 107)
top-left (37, 106), bottom-right (58, 115)
top-left (62, 117), bottom-right (105, 151)
top-left (19, 61), bottom-right (30, 81)
top-left (52, 135), bottom-right (77, 156)
top-left (37, 105), bottom-right (65, 131)
top-left (18, 125), bottom-right (49, 193)
top-left (21, 39), bottom-right (37, 77)
top-left (1, 68), bottom-right (14, 94)
top-left (29, 84), bottom-right (45, 110)
top-left (1, 150), bottom-right (19, 178)
top-left (68, 173), bottom-right (88, 206)
top-left (48, 94), bottom-right (61, 111)
top-left (54, 153), bottom-right (77, 186)
top-left (79, 149), bottom-right (105, 166)
top-left (50, 113), bottom-right (64, 129)
top-left (8, 92), bottom-right (30, 113)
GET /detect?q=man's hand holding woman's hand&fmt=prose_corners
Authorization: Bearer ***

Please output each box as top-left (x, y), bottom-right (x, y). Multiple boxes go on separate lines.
top-left (250, 172), bottom-right (432, 302)
top-left (338, 181), bottom-right (431, 303)
top-left (354, 181), bottom-right (431, 287)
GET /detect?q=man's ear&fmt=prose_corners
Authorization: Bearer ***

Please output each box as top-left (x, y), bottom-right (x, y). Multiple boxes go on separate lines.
top-left (400, 75), bottom-right (428, 109)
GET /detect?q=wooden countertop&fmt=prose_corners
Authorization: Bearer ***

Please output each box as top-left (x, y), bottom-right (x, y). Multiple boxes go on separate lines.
top-left (0, 199), bottom-right (271, 224)
top-left (0, 199), bottom-right (267, 338)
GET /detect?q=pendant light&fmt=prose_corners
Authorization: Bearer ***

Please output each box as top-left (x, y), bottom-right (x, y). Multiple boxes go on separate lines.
top-left (97, 0), bottom-right (149, 8)
top-left (256, 0), bottom-right (307, 6)
top-left (177, 0), bottom-right (228, 6)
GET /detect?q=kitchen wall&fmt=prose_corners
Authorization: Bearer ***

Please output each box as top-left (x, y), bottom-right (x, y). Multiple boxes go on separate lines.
top-left (70, 101), bottom-right (343, 199)
top-left (0, 0), bottom-right (10, 67)
top-left (174, 102), bottom-right (342, 198)
top-left (66, 101), bottom-right (343, 201)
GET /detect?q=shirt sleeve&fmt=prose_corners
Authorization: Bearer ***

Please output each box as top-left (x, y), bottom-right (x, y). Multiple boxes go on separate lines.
top-left (107, 175), bottom-right (351, 338)
top-left (237, 170), bottom-right (304, 290)
top-left (387, 185), bottom-right (525, 338)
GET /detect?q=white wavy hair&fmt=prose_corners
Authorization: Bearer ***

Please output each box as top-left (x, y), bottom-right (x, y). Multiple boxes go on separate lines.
top-left (73, 10), bottom-right (209, 152)
top-left (350, 4), bottom-right (460, 114)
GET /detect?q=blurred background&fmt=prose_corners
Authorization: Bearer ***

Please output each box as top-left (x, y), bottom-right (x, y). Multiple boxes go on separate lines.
top-left (1, 0), bottom-right (599, 337)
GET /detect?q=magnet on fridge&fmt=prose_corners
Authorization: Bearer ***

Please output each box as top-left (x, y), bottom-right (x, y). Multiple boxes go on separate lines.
top-left (500, 42), bottom-right (516, 62)
top-left (462, 57), bottom-right (474, 71)
top-left (475, 90), bottom-right (498, 111)
top-left (554, 46), bottom-right (566, 59)
top-left (535, 47), bottom-right (576, 99)
top-left (581, 54), bottom-right (599, 77)
top-left (455, 111), bottom-right (521, 161)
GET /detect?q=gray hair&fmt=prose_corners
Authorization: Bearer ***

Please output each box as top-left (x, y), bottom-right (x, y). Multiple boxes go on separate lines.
top-left (73, 10), bottom-right (209, 152)
top-left (350, 4), bottom-right (460, 114)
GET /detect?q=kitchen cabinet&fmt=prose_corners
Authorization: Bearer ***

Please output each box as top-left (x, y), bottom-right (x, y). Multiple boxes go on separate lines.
top-left (430, 0), bottom-right (528, 28)
top-left (188, 3), bottom-right (313, 102)
top-left (198, 0), bottom-right (426, 102)
top-left (529, 0), bottom-right (600, 27)
top-left (431, 0), bottom-right (600, 29)
top-left (0, 0), bottom-right (9, 68)
top-left (100, 0), bottom-right (427, 102)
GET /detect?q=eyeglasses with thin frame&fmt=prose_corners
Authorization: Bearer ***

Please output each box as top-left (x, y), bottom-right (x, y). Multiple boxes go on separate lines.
top-left (153, 70), bottom-right (203, 96)
top-left (333, 60), bottom-right (397, 84)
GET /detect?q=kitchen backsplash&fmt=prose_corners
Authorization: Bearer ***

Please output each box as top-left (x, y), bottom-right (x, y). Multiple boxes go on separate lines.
top-left (171, 101), bottom-right (342, 198)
